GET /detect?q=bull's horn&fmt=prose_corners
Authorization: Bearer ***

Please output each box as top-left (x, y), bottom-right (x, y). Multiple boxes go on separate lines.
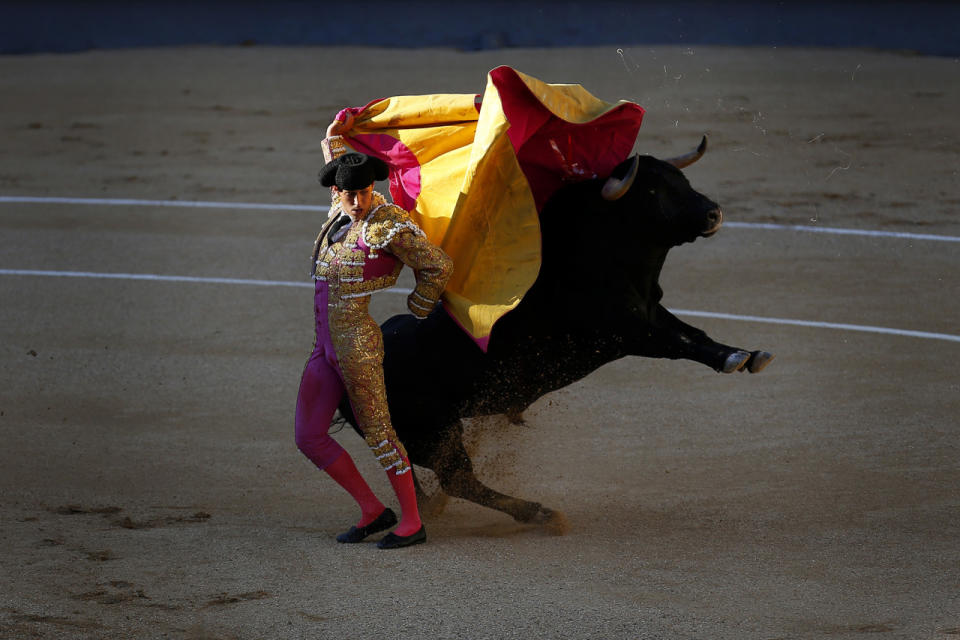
top-left (601, 154), bottom-right (640, 201)
top-left (664, 135), bottom-right (708, 169)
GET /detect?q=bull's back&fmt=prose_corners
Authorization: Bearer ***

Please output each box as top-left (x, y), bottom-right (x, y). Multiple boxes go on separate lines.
top-left (380, 308), bottom-right (486, 426)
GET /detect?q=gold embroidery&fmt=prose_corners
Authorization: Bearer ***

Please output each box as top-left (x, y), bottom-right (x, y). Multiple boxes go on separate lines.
top-left (321, 135), bottom-right (348, 162)
top-left (312, 193), bottom-right (420, 298)
top-left (327, 297), bottom-right (410, 474)
top-left (362, 204), bottom-right (425, 252)
top-left (386, 227), bottom-right (454, 317)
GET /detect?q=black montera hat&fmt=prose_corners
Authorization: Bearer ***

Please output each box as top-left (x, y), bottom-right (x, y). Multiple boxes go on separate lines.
top-left (318, 152), bottom-right (390, 190)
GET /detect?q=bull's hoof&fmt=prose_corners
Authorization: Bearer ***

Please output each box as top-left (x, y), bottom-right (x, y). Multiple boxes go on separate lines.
top-left (530, 507), bottom-right (570, 536)
top-left (721, 350), bottom-right (751, 373)
top-left (504, 409), bottom-right (526, 425)
top-left (418, 490), bottom-right (450, 519)
top-left (746, 351), bottom-right (775, 373)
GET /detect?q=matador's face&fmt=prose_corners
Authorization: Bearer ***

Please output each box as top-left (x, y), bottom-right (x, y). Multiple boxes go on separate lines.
top-left (336, 184), bottom-right (375, 219)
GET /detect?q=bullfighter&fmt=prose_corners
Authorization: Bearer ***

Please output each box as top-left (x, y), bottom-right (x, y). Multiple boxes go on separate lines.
top-left (294, 114), bottom-right (453, 550)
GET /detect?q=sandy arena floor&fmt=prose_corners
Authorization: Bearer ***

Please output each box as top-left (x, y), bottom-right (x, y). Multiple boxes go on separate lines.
top-left (1, 45), bottom-right (958, 639)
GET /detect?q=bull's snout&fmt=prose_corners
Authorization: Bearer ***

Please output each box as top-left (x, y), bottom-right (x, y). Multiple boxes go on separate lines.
top-left (702, 208), bottom-right (723, 237)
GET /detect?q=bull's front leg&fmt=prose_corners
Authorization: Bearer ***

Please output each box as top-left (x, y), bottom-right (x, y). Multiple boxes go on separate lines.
top-left (629, 305), bottom-right (773, 373)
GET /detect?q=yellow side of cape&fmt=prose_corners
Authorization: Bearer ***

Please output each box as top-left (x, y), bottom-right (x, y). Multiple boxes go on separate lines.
top-left (342, 70), bottom-right (629, 346)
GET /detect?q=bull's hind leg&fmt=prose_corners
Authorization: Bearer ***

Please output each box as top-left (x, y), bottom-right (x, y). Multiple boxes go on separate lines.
top-left (411, 467), bottom-right (449, 519)
top-left (423, 420), bottom-right (567, 533)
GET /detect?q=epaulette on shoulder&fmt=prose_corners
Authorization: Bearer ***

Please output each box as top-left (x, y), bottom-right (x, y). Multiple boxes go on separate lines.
top-left (362, 203), bottom-right (424, 251)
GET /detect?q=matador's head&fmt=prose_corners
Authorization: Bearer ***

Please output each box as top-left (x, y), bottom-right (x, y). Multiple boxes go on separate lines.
top-left (319, 152), bottom-right (390, 218)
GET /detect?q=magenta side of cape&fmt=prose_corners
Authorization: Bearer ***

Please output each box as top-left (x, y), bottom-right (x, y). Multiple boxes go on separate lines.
top-left (489, 65), bottom-right (645, 212)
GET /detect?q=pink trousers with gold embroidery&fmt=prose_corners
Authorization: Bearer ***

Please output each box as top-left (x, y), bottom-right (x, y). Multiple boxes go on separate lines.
top-left (295, 280), bottom-right (410, 473)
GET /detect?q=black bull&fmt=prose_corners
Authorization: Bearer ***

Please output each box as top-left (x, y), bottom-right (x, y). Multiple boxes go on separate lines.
top-left (338, 138), bottom-right (773, 529)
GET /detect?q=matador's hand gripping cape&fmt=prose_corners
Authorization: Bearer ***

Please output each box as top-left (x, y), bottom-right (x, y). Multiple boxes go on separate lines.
top-left (334, 66), bottom-right (645, 350)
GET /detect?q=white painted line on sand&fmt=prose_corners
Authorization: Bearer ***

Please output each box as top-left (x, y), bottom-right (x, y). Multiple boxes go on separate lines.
top-left (672, 309), bottom-right (960, 343)
top-left (0, 195), bottom-right (328, 213)
top-left (2, 269), bottom-right (958, 343)
top-left (2, 195), bottom-right (958, 242)
top-left (723, 221), bottom-right (960, 243)
top-left (0, 269), bottom-right (312, 288)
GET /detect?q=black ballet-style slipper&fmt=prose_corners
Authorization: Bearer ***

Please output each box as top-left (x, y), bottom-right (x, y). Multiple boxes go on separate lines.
top-left (336, 508), bottom-right (397, 543)
top-left (376, 525), bottom-right (426, 549)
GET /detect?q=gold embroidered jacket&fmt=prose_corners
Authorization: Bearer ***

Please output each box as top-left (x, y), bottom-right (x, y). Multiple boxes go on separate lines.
top-left (312, 191), bottom-right (452, 318)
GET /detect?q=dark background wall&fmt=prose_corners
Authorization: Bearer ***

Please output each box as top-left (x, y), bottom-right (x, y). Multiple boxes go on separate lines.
top-left (2, 1), bottom-right (958, 56)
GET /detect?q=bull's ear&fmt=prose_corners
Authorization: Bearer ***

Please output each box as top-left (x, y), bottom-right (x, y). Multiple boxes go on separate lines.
top-left (601, 155), bottom-right (640, 201)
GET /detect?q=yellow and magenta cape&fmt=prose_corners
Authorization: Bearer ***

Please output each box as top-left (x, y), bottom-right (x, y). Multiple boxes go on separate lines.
top-left (336, 66), bottom-right (644, 350)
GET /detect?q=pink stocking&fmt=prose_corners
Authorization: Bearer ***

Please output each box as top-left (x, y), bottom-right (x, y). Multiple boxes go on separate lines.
top-left (324, 451), bottom-right (386, 528)
top-left (386, 466), bottom-right (422, 536)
